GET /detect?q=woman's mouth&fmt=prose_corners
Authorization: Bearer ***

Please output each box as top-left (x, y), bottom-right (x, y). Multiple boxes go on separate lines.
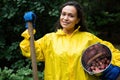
top-left (62, 21), bottom-right (69, 25)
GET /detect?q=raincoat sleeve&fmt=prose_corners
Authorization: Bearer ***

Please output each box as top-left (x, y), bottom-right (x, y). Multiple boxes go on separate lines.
top-left (88, 32), bottom-right (120, 67)
top-left (19, 29), bottom-right (46, 61)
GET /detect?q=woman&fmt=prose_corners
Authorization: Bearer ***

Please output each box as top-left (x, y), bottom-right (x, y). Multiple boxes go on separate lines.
top-left (20, 1), bottom-right (120, 80)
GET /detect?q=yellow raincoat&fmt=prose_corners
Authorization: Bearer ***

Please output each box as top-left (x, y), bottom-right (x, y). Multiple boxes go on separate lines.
top-left (20, 27), bottom-right (120, 80)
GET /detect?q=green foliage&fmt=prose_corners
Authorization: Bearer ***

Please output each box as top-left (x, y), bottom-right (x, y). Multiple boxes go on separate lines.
top-left (82, 0), bottom-right (120, 44)
top-left (0, 59), bottom-right (44, 80)
top-left (0, 0), bottom-right (120, 79)
top-left (0, 66), bottom-right (44, 80)
top-left (0, 67), bottom-right (31, 80)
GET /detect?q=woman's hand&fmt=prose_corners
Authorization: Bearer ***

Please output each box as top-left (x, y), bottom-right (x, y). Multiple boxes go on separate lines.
top-left (23, 11), bottom-right (36, 28)
top-left (101, 64), bottom-right (120, 80)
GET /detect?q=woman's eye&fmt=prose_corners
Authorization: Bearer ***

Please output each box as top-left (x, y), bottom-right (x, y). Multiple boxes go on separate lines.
top-left (61, 13), bottom-right (66, 16)
top-left (69, 14), bottom-right (74, 17)
top-left (61, 12), bottom-right (75, 18)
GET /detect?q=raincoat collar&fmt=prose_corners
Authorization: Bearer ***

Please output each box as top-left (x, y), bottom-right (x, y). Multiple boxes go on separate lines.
top-left (56, 26), bottom-right (80, 36)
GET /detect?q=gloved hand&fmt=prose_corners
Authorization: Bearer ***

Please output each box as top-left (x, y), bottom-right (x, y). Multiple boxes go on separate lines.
top-left (101, 64), bottom-right (120, 80)
top-left (23, 11), bottom-right (36, 28)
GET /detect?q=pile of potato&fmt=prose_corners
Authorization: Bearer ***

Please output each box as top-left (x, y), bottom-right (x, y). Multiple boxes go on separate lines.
top-left (82, 43), bottom-right (111, 73)
top-left (87, 57), bottom-right (110, 73)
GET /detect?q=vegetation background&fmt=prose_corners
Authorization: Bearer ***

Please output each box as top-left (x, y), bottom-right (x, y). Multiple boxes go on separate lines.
top-left (0, 0), bottom-right (120, 79)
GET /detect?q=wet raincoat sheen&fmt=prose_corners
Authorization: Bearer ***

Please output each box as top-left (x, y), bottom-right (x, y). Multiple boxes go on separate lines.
top-left (20, 27), bottom-right (120, 80)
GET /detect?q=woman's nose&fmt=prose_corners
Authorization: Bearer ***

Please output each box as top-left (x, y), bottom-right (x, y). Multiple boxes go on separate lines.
top-left (63, 15), bottom-right (68, 20)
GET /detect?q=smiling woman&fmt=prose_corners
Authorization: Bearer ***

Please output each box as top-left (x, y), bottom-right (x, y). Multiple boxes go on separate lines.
top-left (20, 1), bottom-right (120, 80)
top-left (60, 5), bottom-right (80, 34)
top-left (55, 1), bottom-right (87, 32)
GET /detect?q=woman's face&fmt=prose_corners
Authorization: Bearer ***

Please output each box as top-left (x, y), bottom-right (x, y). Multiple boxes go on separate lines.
top-left (60, 5), bottom-right (80, 32)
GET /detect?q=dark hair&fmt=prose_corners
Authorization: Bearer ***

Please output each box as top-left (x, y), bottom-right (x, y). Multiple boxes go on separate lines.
top-left (55, 1), bottom-right (87, 31)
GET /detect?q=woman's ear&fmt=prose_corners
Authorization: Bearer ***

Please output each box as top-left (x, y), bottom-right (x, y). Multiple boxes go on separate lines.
top-left (76, 18), bottom-right (80, 24)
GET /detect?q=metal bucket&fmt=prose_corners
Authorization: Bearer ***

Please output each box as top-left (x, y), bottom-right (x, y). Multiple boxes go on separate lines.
top-left (81, 43), bottom-right (112, 76)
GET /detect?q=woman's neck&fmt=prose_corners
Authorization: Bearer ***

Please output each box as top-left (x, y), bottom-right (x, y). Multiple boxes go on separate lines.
top-left (63, 28), bottom-right (75, 35)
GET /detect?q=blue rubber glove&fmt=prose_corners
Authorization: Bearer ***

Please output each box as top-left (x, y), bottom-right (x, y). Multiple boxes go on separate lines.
top-left (23, 11), bottom-right (36, 28)
top-left (101, 64), bottom-right (120, 80)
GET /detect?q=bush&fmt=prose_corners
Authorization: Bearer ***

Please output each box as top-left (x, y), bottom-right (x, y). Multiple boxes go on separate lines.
top-left (0, 0), bottom-right (120, 79)
top-left (0, 59), bottom-right (44, 80)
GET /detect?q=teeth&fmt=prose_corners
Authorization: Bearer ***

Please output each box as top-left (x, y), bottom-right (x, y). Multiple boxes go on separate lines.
top-left (63, 22), bottom-right (67, 24)
top-left (63, 23), bottom-right (68, 25)
top-left (63, 22), bottom-right (68, 24)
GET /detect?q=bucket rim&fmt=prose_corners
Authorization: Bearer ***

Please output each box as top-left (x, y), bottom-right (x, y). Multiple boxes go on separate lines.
top-left (81, 42), bottom-right (112, 75)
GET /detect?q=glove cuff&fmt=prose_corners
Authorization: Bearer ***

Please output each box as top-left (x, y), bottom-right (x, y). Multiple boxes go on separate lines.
top-left (25, 23), bottom-right (36, 29)
top-left (101, 64), bottom-right (120, 80)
